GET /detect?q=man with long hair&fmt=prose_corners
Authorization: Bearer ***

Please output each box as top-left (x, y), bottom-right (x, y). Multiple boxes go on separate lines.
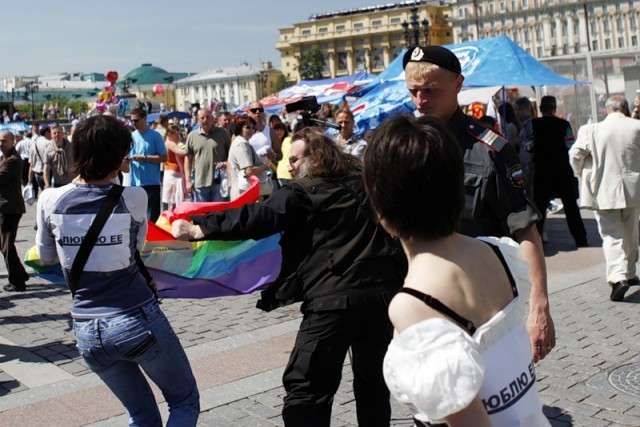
top-left (173, 128), bottom-right (405, 427)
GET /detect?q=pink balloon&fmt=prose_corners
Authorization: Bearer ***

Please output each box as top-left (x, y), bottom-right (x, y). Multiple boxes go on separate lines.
top-left (153, 84), bottom-right (164, 95)
top-left (96, 102), bottom-right (107, 113)
top-left (105, 82), bottom-right (114, 92)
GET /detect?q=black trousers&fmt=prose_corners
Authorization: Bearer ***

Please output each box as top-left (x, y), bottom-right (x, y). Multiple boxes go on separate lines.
top-left (282, 288), bottom-right (394, 427)
top-left (534, 172), bottom-right (587, 246)
top-left (0, 213), bottom-right (28, 287)
top-left (142, 185), bottom-right (161, 223)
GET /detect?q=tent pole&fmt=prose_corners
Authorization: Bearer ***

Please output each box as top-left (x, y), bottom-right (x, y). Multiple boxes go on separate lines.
top-left (501, 86), bottom-right (507, 136)
top-left (586, 51), bottom-right (598, 122)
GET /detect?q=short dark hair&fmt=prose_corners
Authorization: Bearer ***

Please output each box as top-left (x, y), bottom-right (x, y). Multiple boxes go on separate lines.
top-left (291, 127), bottom-right (360, 179)
top-left (540, 96), bottom-right (557, 114)
top-left (73, 115), bottom-right (132, 181)
top-left (130, 107), bottom-right (146, 118)
top-left (363, 115), bottom-right (464, 240)
top-left (234, 116), bottom-right (257, 137)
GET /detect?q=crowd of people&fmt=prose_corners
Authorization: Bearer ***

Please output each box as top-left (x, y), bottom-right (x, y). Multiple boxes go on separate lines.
top-left (1, 44), bottom-right (640, 426)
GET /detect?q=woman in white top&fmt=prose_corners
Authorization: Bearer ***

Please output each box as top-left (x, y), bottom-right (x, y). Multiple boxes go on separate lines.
top-left (227, 116), bottom-right (270, 200)
top-left (363, 115), bottom-right (549, 427)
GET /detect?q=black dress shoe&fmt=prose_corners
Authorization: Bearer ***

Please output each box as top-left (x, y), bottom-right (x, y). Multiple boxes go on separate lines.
top-left (576, 240), bottom-right (589, 248)
top-left (3, 284), bottom-right (26, 292)
top-left (628, 277), bottom-right (640, 287)
top-left (610, 280), bottom-right (630, 302)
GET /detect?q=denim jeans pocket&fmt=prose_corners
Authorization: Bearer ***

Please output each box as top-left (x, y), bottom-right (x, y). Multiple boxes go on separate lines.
top-left (115, 330), bottom-right (160, 363)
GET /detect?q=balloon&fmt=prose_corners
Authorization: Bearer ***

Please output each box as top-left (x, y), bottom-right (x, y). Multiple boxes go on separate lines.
top-left (96, 102), bottom-right (107, 113)
top-left (105, 82), bottom-right (114, 92)
top-left (153, 84), bottom-right (164, 96)
top-left (98, 91), bottom-right (107, 102)
top-left (106, 71), bottom-right (119, 83)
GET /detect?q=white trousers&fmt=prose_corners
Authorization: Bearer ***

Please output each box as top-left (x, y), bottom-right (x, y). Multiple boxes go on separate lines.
top-left (594, 207), bottom-right (640, 283)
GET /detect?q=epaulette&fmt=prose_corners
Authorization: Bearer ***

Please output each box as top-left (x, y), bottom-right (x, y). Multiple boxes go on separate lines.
top-left (466, 123), bottom-right (508, 152)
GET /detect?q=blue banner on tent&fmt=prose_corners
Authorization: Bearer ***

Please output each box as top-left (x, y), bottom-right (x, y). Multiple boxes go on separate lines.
top-left (0, 122), bottom-right (30, 133)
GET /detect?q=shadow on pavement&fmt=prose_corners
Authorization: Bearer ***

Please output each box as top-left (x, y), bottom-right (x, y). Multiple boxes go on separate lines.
top-left (543, 405), bottom-right (574, 426)
top-left (542, 217), bottom-right (601, 257)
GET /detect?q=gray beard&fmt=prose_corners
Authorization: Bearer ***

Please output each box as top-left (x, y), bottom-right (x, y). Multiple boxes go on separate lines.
top-left (295, 162), bottom-right (309, 179)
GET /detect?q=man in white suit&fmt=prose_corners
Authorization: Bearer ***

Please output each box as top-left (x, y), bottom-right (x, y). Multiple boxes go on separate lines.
top-left (570, 95), bottom-right (640, 301)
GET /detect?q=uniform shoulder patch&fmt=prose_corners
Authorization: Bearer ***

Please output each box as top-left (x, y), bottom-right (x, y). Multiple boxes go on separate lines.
top-left (467, 123), bottom-right (508, 152)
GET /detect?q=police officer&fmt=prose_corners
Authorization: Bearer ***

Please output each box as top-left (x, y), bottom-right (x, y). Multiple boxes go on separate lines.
top-left (403, 45), bottom-right (555, 362)
top-left (172, 128), bottom-right (405, 427)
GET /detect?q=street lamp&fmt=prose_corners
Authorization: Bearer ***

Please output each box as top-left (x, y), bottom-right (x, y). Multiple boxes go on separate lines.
top-left (25, 81), bottom-right (39, 120)
top-left (257, 72), bottom-right (268, 98)
top-left (402, 6), bottom-right (430, 47)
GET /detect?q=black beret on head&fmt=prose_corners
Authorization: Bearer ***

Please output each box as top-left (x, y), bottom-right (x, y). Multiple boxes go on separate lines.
top-left (402, 46), bottom-right (461, 74)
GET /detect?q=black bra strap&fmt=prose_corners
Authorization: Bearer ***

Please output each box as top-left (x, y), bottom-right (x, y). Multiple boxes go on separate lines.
top-left (397, 288), bottom-right (476, 335)
top-left (483, 242), bottom-right (519, 297)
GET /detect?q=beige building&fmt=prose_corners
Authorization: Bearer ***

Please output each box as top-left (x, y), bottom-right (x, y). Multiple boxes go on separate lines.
top-left (174, 62), bottom-right (283, 112)
top-left (276, 1), bottom-right (453, 83)
top-left (450, 0), bottom-right (640, 58)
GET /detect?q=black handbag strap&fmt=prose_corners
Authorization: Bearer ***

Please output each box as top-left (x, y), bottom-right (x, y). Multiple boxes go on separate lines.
top-left (69, 185), bottom-right (124, 297)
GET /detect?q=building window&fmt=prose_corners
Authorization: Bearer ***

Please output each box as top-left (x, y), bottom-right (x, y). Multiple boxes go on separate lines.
top-left (632, 35), bottom-right (638, 46)
top-left (319, 27), bottom-right (328, 33)
top-left (618, 36), bottom-right (625, 47)
top-left (355, 39), bottom-right (365, 45)
top-left (336, 40), bottom-right (347, 47)
top-left (355, 50), bottom-right (367, 71)
top-left (372, 36), bottom-right (383, 43)
top-left (372, 47), bottom-right (384, 69)
top-left (322, 54), bottom-right (330, 73)
top-left (500, 1), bottom-right (505, 11)
top-left (392, 44), bottom-right (404, 60)
top-left (302, 29), bottom-right (311, 35)
top-left (336, 24), bottom-right (345, 31)
top-left (372, 19), bottom-right (382, 26)
top-left (337, 52), bottom-right (348, 72)
top-left (590, 21), bottom-right (597, 34)
top-left (354, 22), bottom-right (364, 29)
top-left (631, 15), bottom-right (637, 30)
top-left (489, 3), bottom-right (494, 13)
top-left (604, 19), bottom-right (610, 32)
top-left (458, 8), bottom-right (464, 17)
top-left (605, 39), bottom-right (612, 49)
top-left (574, 42), bottom-right (580, 52)
top-left (617, 17), bottom-right (624, 31)
top-left (537, 46), bottom-right (542, 57)
top-left (478, 5), bottom-right (483, 15)
top-left (390, 17), bottom-right (401, 24)
top-left (392, 34), bottom-right (403, 41)
top-left (320, 43), bottom-right (329, 48)
top-left (592, 40), bottom-right (599, 50)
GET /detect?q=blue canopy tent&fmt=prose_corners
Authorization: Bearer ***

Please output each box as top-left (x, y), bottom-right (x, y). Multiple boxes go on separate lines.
top-left (351, 36), bottom-right (588, 136)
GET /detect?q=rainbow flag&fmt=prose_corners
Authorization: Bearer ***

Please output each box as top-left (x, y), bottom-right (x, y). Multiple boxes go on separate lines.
top-left (25, 176), bottom-right (282, 299)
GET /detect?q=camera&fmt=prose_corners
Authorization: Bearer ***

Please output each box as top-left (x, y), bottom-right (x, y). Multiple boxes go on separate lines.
top-left (285, 95), bottom-right (341, 130)
top-left (285, 96), bottom-right (320, 114)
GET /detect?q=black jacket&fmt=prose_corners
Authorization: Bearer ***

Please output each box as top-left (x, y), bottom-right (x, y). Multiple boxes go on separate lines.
top-left (193, 173), bottom-right (405, 310)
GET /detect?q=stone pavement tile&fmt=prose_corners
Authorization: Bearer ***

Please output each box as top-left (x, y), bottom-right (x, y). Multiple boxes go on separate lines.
top-left (594, 408), bottom-right (640, 426)
top-left (583, 394), bottom-right (635, 412)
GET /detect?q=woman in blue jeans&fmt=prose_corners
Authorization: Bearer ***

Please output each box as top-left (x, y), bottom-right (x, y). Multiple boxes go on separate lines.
top-left (35, 115), bottom-right (199, 426)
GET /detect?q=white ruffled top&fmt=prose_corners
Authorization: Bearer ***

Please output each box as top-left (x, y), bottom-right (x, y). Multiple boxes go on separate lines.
top-left (383, 237), bottom-right (550, 427)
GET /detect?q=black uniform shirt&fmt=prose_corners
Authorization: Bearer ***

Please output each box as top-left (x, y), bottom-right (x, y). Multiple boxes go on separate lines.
top-left (447, 108), bottom-right (539, 237)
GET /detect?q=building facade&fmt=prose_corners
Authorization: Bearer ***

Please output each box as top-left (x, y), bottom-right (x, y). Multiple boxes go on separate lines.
top-left (173, 62), bottom-right (283, 112)
top-left (450, 0), bottom-right (640, 58)
top-left (276, 0), bottom-right (453, 83)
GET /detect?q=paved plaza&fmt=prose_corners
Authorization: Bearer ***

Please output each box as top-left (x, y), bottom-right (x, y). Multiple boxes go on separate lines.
top-left (1, 202), bottom-right (639, 426)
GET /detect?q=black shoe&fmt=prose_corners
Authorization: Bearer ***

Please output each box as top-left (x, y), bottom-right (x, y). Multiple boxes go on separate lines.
top-left (628, 277), bottom-right (640, 287)
top-left (576, 240), bottom-right (589, 248)
top-left (610, 280), bottom-right (630, 302)
top-left (3, 284), bottom-right (26, 292)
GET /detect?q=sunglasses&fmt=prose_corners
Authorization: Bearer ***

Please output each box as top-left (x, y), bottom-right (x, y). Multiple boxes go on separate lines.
top-left (244, 126), bottom-right (256, 130)
top-left (131, 118), bottom-right (140, 123)
top-left (249, 107), bottom-right (264, 113)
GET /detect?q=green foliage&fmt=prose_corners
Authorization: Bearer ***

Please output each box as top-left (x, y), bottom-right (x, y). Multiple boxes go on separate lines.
top-left (15, 97), bottom-right (89, 120)
top-left (296, 46), bottom-right (325, 81)
top-left (274, 75), bottom-right (289, 92)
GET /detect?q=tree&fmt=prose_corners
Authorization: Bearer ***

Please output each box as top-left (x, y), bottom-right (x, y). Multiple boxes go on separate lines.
top-left (274, 75), bottom-right (289, 92)
top-left (296, 46), bottom-right (325, 81)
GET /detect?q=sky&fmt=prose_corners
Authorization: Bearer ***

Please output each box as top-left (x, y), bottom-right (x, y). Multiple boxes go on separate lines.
top-left (2, 0), bottom-right (380, 78)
